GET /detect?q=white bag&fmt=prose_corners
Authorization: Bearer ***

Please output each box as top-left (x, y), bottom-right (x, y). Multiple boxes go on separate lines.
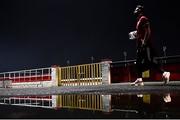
top-left (129, 30), bottom-right (137, 40)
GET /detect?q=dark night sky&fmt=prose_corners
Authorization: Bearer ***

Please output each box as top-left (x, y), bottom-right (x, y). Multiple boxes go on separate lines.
top-left (0, 0), bottom-right (180, 72)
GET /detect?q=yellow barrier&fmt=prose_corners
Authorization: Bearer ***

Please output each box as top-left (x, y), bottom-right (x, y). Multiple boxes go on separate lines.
top-left (58, 63), bottom-right (102, 86)
top-left (142, 70), bottom-right (150, 78)
top-left (143, 94), bottom-right (151, 104)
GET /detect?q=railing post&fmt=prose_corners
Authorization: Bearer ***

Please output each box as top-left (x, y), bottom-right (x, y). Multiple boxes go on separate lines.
top-left (101, 60), bottom-right (112, 85)
top-left (51, 65), bottom-right (59, 87)
top-left (100, 60), bottom-right (112, 112)
top-left (0, 73), bottom-right (12, 88)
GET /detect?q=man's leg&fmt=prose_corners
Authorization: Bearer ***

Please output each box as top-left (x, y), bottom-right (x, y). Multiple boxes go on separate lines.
top-left (131, 47), bottom-right (144, 86)
top-left (146, 47), bottom-right (170, 84)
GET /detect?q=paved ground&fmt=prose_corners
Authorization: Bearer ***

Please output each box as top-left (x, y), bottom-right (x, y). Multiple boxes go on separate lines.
top-left (0, 81), bottom-right (180, 97)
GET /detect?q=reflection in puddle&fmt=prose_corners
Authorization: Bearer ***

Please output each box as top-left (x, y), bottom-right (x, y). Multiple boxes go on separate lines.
top-left (0, 93), bottom-right (180, 118)
top-left (0, 96), bottom-right (53, 108)
top-left (163, 93), bottom-right (171, 103)
top-left (0, 95), bottom-right (111, 112)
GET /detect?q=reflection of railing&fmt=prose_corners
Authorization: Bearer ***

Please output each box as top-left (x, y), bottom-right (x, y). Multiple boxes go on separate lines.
top-left (57, 94), bottom-right (103, 111)
top-left (59, 63), bottom-right (102, 86)
top-left (0, 94), bottom-right (111, 112)
top-left (0, 96), bottom-right (53, 108)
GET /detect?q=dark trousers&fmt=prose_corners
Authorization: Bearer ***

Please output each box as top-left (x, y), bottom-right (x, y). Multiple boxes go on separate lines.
top-left (136, 45), bottom-right (164, 78)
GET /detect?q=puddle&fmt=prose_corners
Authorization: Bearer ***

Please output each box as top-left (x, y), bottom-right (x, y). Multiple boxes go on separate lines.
top-left (0, 92), bottom-right (180, 118)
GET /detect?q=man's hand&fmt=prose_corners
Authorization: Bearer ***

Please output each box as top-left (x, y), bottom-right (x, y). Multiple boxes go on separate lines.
top-left (141, 39), bottom-right (146, 47)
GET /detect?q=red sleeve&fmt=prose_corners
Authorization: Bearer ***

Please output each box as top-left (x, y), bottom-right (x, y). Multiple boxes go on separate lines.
top-left (139, 16), bottom-right (149, 28)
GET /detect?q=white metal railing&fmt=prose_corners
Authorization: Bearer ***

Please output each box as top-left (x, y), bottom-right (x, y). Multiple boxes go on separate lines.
top-left (0, 67), bottom-right (52, 88)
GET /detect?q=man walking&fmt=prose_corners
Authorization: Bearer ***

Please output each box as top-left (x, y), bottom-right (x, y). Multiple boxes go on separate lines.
top-left (129, 5), bottom-right (170, 86)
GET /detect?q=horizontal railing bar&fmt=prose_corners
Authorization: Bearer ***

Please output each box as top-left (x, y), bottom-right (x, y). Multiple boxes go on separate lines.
top-left (111, 55), bottom-right (180, 65)
top-left (0, 67), bottom-right (52, 74)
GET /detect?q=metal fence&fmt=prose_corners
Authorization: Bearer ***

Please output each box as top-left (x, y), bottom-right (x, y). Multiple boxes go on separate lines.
top-left (0, 62), bottom-right (106, 88)
top-left (59, 63), bottom-right (103, 86)
top-left (0, 67), bottom-right (52, 88)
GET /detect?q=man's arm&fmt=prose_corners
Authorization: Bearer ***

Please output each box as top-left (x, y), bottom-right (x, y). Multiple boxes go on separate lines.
top-left (142, 22), bottom-right (151, 46)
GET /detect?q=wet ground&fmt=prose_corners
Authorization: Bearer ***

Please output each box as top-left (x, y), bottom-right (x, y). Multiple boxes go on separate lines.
top-left (1, 81), bottom-right (180, 96)
top-left (0, 93), bottom-right (180, 119)
top-left (0, 82), bottom-right (180, 118)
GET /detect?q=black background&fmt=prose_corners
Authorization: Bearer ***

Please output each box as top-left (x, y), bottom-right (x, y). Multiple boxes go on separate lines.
top-left (0, 0), bottom-right (179, 72)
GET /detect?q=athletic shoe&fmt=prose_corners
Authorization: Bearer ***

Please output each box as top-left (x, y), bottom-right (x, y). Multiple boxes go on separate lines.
top-left (131, 78), bottom-right (144, 86)
top-left (162, 72), bottom-right (170, 84)
top-left (137, 94), bottom-right (143, 97)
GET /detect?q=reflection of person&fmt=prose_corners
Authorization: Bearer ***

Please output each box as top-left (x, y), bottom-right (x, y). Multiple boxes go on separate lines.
top-left (163, 93), bottom-right (171, 103)
top-left (130, 5), bottom-right (170, 86)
